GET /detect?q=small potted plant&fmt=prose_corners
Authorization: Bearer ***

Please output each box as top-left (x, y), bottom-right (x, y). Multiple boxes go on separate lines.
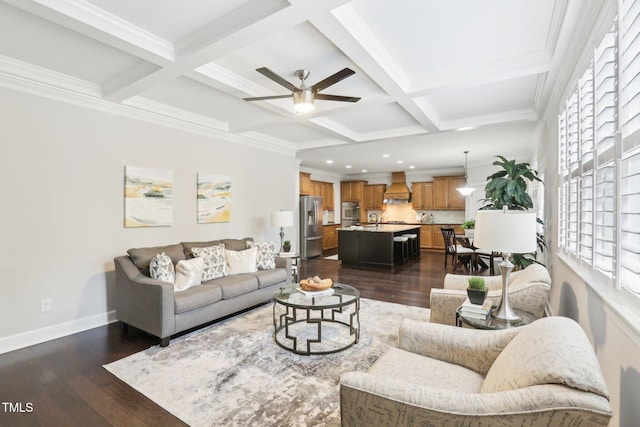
top-left (462, 219), bottom-right (475, 237)
top-left (283, 240), bottom-right (292, 252)
top-left (467, 276), bottom-right (486, 305)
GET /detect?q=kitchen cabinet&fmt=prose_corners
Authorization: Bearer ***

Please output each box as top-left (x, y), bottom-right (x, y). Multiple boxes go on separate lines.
top-left (299, 173), bottom-right (311, 195)
top-left (340, 181), bottom-right (366, 203)
top-left (323, 224), bottom-right (339, 250)
top-left (412, 182), bottom-right (434, 210)
top-left (433, 176), bottom-right (465, 210)
top-left (420, 224), bottom-right (434, 249)
top-left (364, 184), bottom-right (386, 210)
top-left (322, 182), bottom-right (335, 211)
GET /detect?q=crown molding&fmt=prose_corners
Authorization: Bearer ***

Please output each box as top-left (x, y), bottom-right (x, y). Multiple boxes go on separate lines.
top-left (0, 55), bottom-right (296, 157)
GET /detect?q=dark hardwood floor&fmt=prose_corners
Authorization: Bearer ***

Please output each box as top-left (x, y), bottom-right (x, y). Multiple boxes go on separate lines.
top-left (0, 249), bottom-right (487, 426)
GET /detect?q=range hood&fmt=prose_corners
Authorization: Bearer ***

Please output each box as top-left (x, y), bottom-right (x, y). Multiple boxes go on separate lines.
top-left (383, 172), bottom-right (411, 204)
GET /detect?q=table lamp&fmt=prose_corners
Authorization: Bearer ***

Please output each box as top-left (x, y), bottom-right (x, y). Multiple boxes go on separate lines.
top-left (271, 210), bottom-right (294, 252)
top-left (473, 208), bottom-right (537, 322)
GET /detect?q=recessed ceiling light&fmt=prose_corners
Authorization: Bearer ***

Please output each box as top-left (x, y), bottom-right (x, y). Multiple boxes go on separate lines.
top-left (361, 169), bottom-right (367, 172)
top-left (457, 126), bottom-right (475, 131)
top-left (409, 165), bottom-right (415, 169)
top-left (397, 160), bottom-right (404, 164)
top-left (345, 165), bottom-right (352, 169)
top-left (383, 154), bottom-right (390, 158)
top-left (326, 160), bottom-right (333, 164)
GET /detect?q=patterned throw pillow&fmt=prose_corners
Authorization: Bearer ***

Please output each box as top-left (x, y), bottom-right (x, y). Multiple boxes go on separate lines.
top-left (247, 241), bottom-right (277, 270)
top-left (192, 244), bottom-right (228, 281)
top-left (149, 252), bottom-right (175, 283)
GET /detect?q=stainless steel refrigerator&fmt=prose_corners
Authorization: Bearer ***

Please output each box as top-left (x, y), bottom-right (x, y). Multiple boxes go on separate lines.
top-left (300, 196), bottom-right (323, 260)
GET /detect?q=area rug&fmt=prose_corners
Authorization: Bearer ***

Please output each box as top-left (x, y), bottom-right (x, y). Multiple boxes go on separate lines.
top-left (104, 298), bottom-right (431, 427)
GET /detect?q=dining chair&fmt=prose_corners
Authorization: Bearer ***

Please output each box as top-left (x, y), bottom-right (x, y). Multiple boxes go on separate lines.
top-left (441, 227), bottom-right (475, 271)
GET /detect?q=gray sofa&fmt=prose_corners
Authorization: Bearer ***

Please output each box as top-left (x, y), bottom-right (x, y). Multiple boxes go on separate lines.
top-left (114, 237), bottom-right (292, 346)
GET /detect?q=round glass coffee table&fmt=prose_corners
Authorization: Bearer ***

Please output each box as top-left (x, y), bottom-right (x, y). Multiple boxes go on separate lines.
top-left (273, 283), bottom-right (360, 355)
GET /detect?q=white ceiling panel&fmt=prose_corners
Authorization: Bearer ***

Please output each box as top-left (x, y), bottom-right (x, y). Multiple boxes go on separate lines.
top-left (0, 0), bottom-right (592, 174)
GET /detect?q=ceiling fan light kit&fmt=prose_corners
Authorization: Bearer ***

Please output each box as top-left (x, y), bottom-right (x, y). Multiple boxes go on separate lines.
top-left (244, 67), bottom-right (360, 114)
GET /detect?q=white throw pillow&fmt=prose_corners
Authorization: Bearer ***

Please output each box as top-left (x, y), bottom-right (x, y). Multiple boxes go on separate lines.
top-left (247, 241), bottom-right (277, 270)
top-left (225, 246), bottom-right (258, 275)
top-left (150, 252), bottom-right (175, 283)
top-left (192, 244), bottom-right (228, 281)
top-left (174, 257), bottom-right (204, 291)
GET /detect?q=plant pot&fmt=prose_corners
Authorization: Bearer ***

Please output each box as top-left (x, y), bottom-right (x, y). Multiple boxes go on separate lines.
top-left (467, 288), bottom-right (487, 305)
top-left (464, 229), bottom-right (475, 238)
top-left (283, 245), bottom-right (291, 252)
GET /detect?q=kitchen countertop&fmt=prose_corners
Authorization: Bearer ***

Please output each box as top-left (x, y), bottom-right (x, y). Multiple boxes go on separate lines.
top-left (338, 224), bottom-right (421, 232)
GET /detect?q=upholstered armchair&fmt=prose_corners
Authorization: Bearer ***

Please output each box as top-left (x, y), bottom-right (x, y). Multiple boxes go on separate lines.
top-left (340, 317), bottom-right (612, 426)
top-left (429, 263), bottom-right (551, 326)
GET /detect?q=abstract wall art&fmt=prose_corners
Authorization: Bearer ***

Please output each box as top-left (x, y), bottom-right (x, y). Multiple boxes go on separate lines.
top-left (124, 166), bottom-right (173, 227)
top-left (197, 174), bottom-right (231, 223)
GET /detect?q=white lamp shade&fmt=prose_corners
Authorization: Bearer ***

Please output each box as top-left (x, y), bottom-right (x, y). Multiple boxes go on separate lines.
top-left (271, 211), bottom-right (293, 228)
top-left (473, 210), bottom-right (537, 253)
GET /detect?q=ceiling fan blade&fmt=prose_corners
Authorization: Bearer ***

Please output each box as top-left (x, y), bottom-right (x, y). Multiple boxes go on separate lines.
top-left (311, 68), bottom-right (356, 93)
top-left (314, 94), bottom-right (361, 103)
top-left (243, 95), bottom-right (292, 101)
top-left (255, 67), bottom-right (297, 92)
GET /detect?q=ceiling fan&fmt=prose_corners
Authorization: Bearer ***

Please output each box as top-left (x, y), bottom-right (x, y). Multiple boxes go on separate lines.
top-left (243, 67), bottom-right (361, 113)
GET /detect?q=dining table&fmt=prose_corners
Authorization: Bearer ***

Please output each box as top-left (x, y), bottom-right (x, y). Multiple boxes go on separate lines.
top-left (454, 234), bottom-right (489, 272)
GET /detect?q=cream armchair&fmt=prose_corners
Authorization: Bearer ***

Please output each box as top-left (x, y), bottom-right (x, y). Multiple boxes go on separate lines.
top-left (340, 317), bottom-right (612, 426)
top-left (429, 263), bottom-right (551, 326)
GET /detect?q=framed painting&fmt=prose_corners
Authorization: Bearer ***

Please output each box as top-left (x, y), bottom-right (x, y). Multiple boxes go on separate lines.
top-left (124, 166), bottom-right (173, 227)
top-left (197, 174), bottom-right (231, 223)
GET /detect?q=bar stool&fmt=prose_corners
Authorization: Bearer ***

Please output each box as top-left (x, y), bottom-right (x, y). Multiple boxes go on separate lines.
top-left (406, 233), bottom-right (419, 259)
top-left (393, 235), bottom-right (409, 265)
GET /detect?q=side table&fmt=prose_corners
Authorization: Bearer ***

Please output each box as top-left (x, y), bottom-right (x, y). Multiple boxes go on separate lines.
top-left (277, 252), bottom-right (300, 283)
top-left (456, 306), bottom-right (537, 330)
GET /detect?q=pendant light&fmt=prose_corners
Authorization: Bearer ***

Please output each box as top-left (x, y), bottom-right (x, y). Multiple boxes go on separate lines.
top-left (457, 150), bottom-right (476, 196)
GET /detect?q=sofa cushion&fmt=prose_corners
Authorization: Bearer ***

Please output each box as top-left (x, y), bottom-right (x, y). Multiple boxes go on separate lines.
top-left (251, 268), bottom-right (287, 288)
top-left (225, 247), bottom-right (258, 275)
top-left (192, 244), bottom-right (228, 280)
top-left (247, 241), bottom-right (277, 270)
top-left (510, 263), bottom-right (551, 286)
top-left (149, 252), bottom-right (175, 283)
top-left (208, 274), bottom-right (258, 299)
top-left (222, 237), bottom-right (253, 251)
top-left (481, 316), bottom-right (610, 398)
top-left (174, 257), bottom-right (204, 292)
top-left (174, 283), bottom-right (223, 314)
top-left (181, 240), bottom-right (223, 258)
top-left (128, 244), bottom-right (186, 276)
top-left (369, 347), bottom-right (483, 394)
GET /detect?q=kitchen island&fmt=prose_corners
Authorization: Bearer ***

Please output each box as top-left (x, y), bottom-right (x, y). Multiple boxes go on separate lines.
top-left (337, 224), bottom-right (421, 268)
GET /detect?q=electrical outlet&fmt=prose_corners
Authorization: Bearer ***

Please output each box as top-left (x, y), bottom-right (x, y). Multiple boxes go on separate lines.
top-left (40, 298), bottom-right (52, 313)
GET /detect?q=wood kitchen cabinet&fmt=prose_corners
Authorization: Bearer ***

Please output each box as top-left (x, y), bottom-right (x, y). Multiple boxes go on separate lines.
top-left (433, 176), bottom-right (465, 210)
top-left (299, 172), bottom-right (311, 195)
top-left (364, 184), bottom-right (386, 210)
top-left (340, 181), bottom-right (366, 203)
top-left (323, 224), bottom-right (339, 250)
top-left (420, 224), bottom-right (434, 249)
top-left (412, 182), bottom-right (434, 210)
top-left (321, 182), bottom-right (335, 211)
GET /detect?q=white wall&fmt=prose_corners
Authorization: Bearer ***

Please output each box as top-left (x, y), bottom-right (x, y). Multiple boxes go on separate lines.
top-left (0, 87), bottom-right (298, 353)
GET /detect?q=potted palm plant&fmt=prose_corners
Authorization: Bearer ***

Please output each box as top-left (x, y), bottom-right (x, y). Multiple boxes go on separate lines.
top-left (481, 155), bottom-right (547, 268)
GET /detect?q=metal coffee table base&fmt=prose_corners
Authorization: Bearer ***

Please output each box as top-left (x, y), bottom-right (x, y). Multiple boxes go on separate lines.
top-left (273, 302), bottom-right (360, 355)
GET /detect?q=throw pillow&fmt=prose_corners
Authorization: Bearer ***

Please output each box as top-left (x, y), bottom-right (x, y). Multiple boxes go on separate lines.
top-left (225, 246), bottom-right (258, 275)
top-left (174, 257), bottom-right (204, 291)
top-left (192, 244), bottom-right (228, 281)
top-left (247, 241), bottom-right (277, 270)
top-left (149, 252), bottom-right (175, 283)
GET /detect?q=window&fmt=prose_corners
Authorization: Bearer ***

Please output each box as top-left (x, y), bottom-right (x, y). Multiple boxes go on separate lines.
top-left (558, 3), bottom-right (640, 309)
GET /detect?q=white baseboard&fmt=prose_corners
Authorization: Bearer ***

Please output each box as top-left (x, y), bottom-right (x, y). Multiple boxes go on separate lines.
top-left (0, 310), bottom-right (118, 355)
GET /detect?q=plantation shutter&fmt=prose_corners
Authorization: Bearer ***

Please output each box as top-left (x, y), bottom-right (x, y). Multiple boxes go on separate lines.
top-left (622, 0), bottom-right (640, 147)
top-left (558, 111), bottom-right (568, 249)
top-left (580, 66), bottom-right (595, 262)
top-left (593, 28), bottom-right (618, 277)
top-left (619, 148), bottom-right (640, 294)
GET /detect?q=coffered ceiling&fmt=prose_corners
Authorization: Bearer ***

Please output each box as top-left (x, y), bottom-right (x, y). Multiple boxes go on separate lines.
top-left (0, 0), bottom-right (590, 174)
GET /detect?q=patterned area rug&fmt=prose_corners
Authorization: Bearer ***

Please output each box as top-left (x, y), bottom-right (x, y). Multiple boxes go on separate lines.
top-left (104, 298), bottom-right (431, 427)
